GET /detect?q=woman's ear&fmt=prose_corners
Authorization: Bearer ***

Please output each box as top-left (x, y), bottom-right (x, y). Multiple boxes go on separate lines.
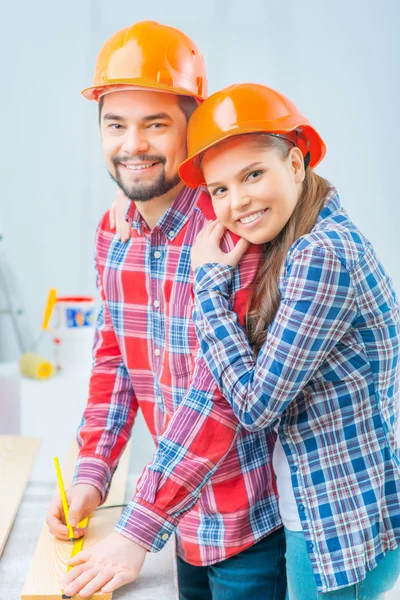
top-left (290, 147), bottom-right (306, 183)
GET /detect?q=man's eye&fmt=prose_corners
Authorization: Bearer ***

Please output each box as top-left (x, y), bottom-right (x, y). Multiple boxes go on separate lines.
top-left (109, 123), bottom-right (122, 130)
top-left (149, 123), bottom-right (166, 129)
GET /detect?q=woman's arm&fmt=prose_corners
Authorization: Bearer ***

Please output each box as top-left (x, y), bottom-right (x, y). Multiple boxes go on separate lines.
top-left (193, 243), bottom-right (358, 431)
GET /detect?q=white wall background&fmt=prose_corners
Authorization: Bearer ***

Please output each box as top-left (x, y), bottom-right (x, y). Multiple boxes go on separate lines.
top-left (1, 0), bottom-right (399, 360)
top-left (0, 4), bottom-right (399, 593)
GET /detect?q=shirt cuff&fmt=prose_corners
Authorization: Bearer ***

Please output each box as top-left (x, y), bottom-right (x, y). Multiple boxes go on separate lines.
top-left (193, 263), bottom-right (234, 295)
top-left (72, 455), bottom-right (113, 504)
top-left (115, 497), bottom-right (178, 552)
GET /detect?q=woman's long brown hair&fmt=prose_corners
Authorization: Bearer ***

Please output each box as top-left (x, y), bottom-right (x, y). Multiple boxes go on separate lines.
top-left (246, 134), bottom-right (331, 353)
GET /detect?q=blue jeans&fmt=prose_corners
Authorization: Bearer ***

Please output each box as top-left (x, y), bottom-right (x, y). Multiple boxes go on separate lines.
top-left (285, 528), bottom-right (400, 599)
top-left (177, 526), bottom-right (287, 600)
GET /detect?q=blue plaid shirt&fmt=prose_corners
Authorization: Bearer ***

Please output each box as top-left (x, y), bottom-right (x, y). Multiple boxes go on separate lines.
top-left (193, 189), bottom-right (400, 593)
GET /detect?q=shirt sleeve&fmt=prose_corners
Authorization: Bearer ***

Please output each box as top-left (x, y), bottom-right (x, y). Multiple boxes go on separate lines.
top-left (113, 244), bottom-right (263, 552)
top-left (191, 243), bottom-right (358, 432)
top-left (73, 218), bottom-right (138, 502)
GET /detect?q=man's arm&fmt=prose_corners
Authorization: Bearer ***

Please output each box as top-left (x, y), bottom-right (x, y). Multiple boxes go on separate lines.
top-left (113, 242), bottom-right (263, 551)
top-left (73, 215), bottom-right (138, 502)
top-left (60, 239), bottom-right (263, 597)
top-left (47, 214), bottom-right (138, 540)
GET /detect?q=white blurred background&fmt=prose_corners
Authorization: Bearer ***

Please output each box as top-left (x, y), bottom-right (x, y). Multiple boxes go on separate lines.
top-left (0, 1), bottom-right (399, 472)
top-left (1, 0), bottom-right (399, 360)
top-left (0, 3), bottom-right (399, 594)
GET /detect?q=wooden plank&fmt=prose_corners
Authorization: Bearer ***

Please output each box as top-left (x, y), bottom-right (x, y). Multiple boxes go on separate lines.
top-left (21, 440), bottom-right (131, 600)
top-left (0, 435), bottom-right (42, 557)
top-left (0, 477), bottom-right (178, 600)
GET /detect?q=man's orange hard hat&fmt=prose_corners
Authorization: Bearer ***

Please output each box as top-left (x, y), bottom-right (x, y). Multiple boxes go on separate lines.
top-left (82, 21), bottom-right (207, 102)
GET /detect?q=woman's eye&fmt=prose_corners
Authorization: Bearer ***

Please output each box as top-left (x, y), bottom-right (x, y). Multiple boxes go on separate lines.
top-left (246, 170), bottom-right (263, 181)
top-left (212, 187), bottom-right (228, 197)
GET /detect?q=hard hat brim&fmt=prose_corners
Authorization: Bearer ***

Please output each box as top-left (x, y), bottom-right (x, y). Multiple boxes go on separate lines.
top-left (179, 122), bottom-right (326, 189)
top-left (82, 80), bottom-right (204, 102)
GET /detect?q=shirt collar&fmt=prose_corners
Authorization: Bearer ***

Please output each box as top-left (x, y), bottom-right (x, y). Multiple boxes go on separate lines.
top-left (126, 185), bottom-right (204, 239)
top-left (316, 186), bottom-right (342, 224)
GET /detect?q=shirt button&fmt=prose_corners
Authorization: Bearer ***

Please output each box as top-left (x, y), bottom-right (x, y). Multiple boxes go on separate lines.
top-left (298, 504), bottom-right (305, 511)
top-left (307, 542), bottom-right (314, 551)
top-left (154, 348), bottom-right (161, 357)
top-left (161, 533), bottom-right (169, 541)
top-left (291, 465), bottom-right (298, 473)
top-left (153, 300), bottom-right (160, 308)
top-left (154, 251), bottom-right (161, 259)
top-left (168, 231), bottom-right (174, 238)
top-left (156, 395), bottom-right (163, 404)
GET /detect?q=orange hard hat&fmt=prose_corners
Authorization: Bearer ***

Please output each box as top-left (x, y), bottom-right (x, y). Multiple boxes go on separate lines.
top-left (179, 83), bottom-right (326, 188)
top-left (82, 21), bottom-right (207, 102)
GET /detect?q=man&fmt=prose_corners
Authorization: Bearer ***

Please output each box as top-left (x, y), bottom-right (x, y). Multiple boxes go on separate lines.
top-left (46, 21), bottom-right (285, 599)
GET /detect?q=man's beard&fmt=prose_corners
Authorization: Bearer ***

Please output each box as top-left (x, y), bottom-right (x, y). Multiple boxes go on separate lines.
top-left (109, 155), bottom-right (181, 202)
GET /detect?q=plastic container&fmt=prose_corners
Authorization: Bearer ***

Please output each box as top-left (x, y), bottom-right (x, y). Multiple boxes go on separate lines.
top-left (52, 296), bottom-right (96, 376)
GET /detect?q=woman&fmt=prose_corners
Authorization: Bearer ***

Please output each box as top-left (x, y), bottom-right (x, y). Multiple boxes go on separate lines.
top-left (177, 83), bottom-right (400, 599)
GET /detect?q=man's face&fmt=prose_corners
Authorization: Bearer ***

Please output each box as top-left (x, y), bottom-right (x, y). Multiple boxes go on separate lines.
top-left (100, 90), bottom-right (188, 202)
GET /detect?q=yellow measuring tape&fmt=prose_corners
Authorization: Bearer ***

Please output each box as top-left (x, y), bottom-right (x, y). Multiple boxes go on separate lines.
top-left (67, 516), bottom-right (89, 570)
top-left (62, 517), bottom-right (90, 598)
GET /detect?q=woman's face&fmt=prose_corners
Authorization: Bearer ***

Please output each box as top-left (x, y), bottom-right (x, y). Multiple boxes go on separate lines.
top-left (201, 135), bottom-right (305, 244)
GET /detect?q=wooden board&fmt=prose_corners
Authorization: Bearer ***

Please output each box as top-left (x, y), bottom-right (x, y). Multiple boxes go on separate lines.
top-left (0, 476), bottom-right (178, 600)
top-left (0, 436), bottom-right (42, 557)
top-left (21, 440), bottom-right (131, 600)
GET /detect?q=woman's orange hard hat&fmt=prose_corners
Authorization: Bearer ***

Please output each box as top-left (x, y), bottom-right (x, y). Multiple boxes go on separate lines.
top-left (179, 83), bottom-right (326, 188)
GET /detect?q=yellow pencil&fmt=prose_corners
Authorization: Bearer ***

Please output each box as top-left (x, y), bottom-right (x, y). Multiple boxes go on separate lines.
top-left (53, 456), bottom-right (74, 543)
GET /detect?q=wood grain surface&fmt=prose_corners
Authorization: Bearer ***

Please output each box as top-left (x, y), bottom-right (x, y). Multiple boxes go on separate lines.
top-left (21, 440), bottom-right (130, 600)
top-left (0, 475), bottom-right (177, 600)
top-left (0, 435), bottom-right (41, 557)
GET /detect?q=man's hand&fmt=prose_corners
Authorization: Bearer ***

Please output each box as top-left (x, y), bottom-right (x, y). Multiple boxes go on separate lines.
top-left (191, 220), bottom-right (250, 271)
top-left (46, 483), bottom-right (101, 540)
top-left (60, 531), bottom-right (147, 597)
top-left (109, 188), bottom-right (131, 242)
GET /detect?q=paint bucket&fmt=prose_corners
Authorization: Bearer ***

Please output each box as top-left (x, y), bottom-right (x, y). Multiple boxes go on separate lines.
top-left (52, 296), bottom-right (96, 375)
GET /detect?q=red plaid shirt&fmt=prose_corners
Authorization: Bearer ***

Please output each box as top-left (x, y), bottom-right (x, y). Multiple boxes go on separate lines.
top-left (73, 185), bottom-right (281, 565)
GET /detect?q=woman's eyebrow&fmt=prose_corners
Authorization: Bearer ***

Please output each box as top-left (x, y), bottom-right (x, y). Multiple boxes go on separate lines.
top-left (207, 162), bottom-right (264, 188)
